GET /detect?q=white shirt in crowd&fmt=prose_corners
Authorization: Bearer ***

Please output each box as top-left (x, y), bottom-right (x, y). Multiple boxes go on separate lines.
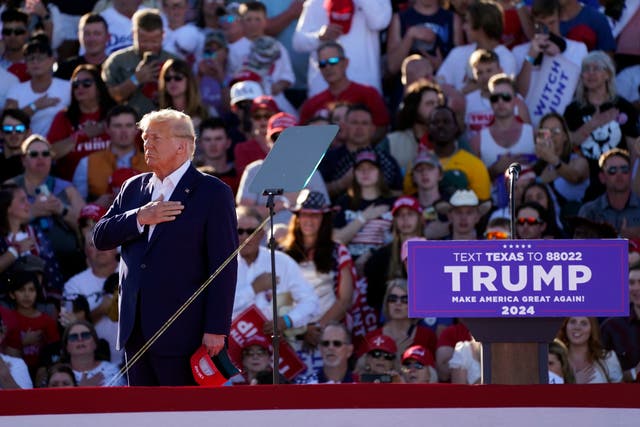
top-left (233, 246), bottom-right (319, 328)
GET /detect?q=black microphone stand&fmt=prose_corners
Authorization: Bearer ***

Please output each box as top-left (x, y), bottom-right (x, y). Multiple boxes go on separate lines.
top-left (508, 165), bottom-right (520, 239)
top-left (263, 188), bottom-right (283, 385)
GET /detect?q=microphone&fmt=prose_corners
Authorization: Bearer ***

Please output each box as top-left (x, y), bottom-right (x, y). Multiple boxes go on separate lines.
top-left (507, 162), bottom-right (521, 240)
top-left (507, 162), bottom-right (521, 180)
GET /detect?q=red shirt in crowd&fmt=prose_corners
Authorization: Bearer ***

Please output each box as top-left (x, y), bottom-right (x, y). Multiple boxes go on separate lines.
top-left (8, 62), bottom-right (29, 82)
top-left (233, 139), bottom-right (269, 178)
top-left (4, 310), bottom-right (60, 371)
top-left (299, 81), bottom-right (390, 127)
top-left (47, 110), bottom-right (110, 181)
top-left (436, 322), bottom-right (472, 349)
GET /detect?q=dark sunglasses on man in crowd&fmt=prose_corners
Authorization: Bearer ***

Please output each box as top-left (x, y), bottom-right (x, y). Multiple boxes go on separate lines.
top-left (319, 56), bottom-right (343, 69)
top-left (605, 165), bottom-right (630, 175)
top-left (2, 124), bottom-right (27, 134)
top-left (2, 27), bottom-right (26, 36)
top-left (489, 92), bottom-right (513, 103)
top-left (320, 340), bottom-right (345, 348)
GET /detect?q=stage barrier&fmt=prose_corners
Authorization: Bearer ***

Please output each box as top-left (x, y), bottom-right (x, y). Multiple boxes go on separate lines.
top-left (1, 383), bottom-right (638, 426)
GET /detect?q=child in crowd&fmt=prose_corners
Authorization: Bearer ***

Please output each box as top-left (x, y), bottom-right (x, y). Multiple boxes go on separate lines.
top-left (4, 271), bottom-right (59, 378)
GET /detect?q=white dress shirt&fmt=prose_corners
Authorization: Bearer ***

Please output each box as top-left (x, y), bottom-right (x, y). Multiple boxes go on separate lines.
top-left (233, 246), bottom-right (319, 328)
top-left (137, 160), bottom-right (191, 238)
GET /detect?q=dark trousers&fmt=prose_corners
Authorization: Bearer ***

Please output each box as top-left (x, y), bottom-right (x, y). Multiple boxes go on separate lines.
top-left (124, 304), bottom-right (196, 386)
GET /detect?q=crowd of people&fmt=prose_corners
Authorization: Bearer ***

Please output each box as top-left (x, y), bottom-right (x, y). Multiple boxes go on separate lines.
top-left (0, 0), bottom-right (639, 388)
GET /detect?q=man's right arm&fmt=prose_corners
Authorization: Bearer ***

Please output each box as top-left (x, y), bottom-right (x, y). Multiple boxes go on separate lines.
top-left (93, 206), bottom-right (143, 251)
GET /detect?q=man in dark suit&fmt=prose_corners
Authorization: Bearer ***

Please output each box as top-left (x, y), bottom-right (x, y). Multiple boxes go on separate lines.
top-left (93, 109), bottom-right (238, 386)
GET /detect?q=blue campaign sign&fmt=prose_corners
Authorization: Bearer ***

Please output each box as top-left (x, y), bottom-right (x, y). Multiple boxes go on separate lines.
top-left (407, 239), bottom-right (629, 318)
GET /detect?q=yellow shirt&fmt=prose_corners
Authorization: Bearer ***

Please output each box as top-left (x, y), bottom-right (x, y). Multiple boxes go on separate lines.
top-left (403, 149), bottom-right (491, 201)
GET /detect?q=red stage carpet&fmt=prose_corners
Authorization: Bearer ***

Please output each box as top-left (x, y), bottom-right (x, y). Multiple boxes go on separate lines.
top-left (1, 384), bottom-right (638, 426)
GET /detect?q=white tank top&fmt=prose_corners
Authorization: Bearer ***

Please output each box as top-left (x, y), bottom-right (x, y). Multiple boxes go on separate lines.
top-left (479, 123), bottom-right (535, 167)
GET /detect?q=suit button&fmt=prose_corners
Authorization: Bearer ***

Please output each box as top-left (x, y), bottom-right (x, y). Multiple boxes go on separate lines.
top-left (141, 264), bottom-right (146, 269)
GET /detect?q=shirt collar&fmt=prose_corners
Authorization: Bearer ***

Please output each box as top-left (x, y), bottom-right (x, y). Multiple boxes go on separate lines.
top-left (151, 159), bottom-right (191, 192)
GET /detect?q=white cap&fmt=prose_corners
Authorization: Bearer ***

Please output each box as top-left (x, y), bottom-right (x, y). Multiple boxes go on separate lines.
top-left (172, 25), bottom-right (200, 56)
top-left (230, 80), bottom-right (263, 105)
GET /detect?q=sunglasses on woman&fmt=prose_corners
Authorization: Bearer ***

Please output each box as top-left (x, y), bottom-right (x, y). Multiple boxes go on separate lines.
top-left (387, 294), bottom-right (408, 304)
top-left (401, 361), bottom-right (425, 371)
top-left (164, 74), bottom-right (185, 83)
top-left (72, 78), bottom-right (94, 89)
top-left (68, 331), bottom-right (92, 342)
top-left (517, 217), bottom-right (544, 225)
top-left (27, 150), bottom-right (51, 158)
top-left (368, 350), bottom-right (395, 361)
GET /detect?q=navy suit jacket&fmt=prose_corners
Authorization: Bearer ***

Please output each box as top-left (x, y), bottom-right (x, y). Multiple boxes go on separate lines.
top-left (93, 165), bottom-right (238, 356)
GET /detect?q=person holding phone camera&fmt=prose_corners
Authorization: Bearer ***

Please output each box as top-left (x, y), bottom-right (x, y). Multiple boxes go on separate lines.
top-left (533, 112), bottom-right (589, 211)
top-left (102, 9), bottom-right (177, 115)
top-left (513, 0), bottom-right (587, 98)
top-left (356, 332), bottom-right (402, 383)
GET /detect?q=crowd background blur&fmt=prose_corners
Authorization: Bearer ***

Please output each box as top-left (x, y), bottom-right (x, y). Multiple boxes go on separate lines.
top-left (0, 0), bottom-right (638, 388)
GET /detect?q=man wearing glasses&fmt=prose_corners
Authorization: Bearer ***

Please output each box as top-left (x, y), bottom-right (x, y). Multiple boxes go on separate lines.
top-left (298, 41), bottom-right (389, 133)
top-left (4, 36), bottom-right (70, 136)
top-left (0, 109), bottom-right (31, 182)
top-left (0, 9), bottom-right (30, 82)
top-left (296, 323), bottom-right (355, 384)
top-left (578, 148), bottom-right (640, 238)
top-left (470, 73), bottom-right (535, 185)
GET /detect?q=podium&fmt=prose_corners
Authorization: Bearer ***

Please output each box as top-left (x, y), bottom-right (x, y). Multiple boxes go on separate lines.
top-left (407, 239), bottom-right (628, 384)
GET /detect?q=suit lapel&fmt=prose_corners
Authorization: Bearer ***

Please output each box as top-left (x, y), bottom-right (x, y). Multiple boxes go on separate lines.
top-left (146, 165), bottom-right (201, 251)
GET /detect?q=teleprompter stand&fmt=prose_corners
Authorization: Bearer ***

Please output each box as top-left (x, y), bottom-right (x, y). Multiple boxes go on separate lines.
top-left (249, 125), bottom-right (338, 384)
